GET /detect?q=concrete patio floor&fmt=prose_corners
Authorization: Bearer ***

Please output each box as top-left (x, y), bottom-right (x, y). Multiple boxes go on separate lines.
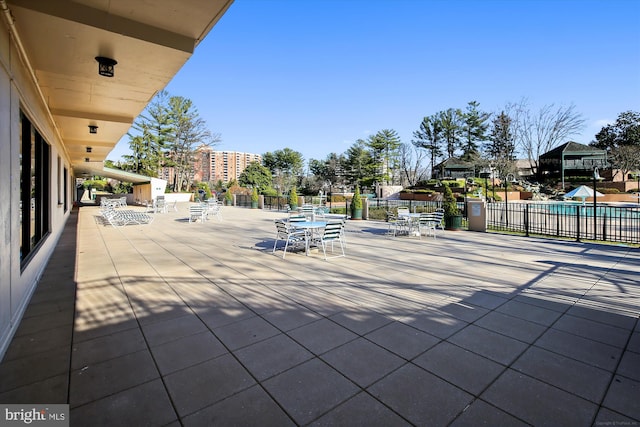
top-left (0, 204), bottom-right (639, 426)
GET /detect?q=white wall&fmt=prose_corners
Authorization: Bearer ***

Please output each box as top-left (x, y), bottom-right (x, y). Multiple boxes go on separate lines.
top-left (0, 42), bottom-right (11, 352)
top-left (0, 18), bottom-right (71, 360)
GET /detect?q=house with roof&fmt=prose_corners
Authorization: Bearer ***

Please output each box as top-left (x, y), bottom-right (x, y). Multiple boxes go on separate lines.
top-left (538, 141), bottom-right (608, 188)
top-left (432, 157), bottom-right (476, 179)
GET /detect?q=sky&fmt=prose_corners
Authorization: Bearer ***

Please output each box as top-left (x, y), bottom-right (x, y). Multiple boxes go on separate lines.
top-left (108, 0), bottom-right (640, 164)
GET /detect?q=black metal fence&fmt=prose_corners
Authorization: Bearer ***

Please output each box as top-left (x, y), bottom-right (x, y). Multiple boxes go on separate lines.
top-left (366, 199), bottom-right (444, 212)
top-left (487, 202), bottom-right (640, 244)
top-left (261, 195), bottom-right (355, 213)
top-left (244, 195), bottom-right (640, 244)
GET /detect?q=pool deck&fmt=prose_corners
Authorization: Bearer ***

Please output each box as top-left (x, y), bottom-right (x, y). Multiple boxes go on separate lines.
top-left (0, 204), bottom-right (639, 426)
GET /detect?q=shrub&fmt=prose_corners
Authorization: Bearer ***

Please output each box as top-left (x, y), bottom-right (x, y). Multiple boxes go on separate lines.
top-left (289, 187), bottom-right (298, 207)
top-left (441, 180), bottom-right (463, 188)
top-left (442, 185), bottom-right (460, 219)
top-left (251, 187), bottom-right (259, 202)
top-left (350, 186), bottom-right (363, 210)
top-left (600, 187), bottom-right (620, 194)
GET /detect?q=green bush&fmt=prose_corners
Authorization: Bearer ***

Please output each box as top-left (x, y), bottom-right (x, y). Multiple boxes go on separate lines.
top-left (442, 185), bottom-right (460, 218)
top-left (83, 179), bottom-right (108, 190)
top-left (367, 207), bottom-right (388, 220)
top-left (600, 187), bottom-right (620, 194)
top-left (251, 187), bottom-right (259, 202)
top-left (350, 186), bottom-right (363, 210)
top-left (263, 187), bottom-right (278, 196)
top-left (289, 187), bottom-right (298, 207)
top-left (441, 180), bottom-right (463, 188)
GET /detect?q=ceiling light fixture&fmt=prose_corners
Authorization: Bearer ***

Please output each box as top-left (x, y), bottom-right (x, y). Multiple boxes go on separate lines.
top-left (88, 125), bottom-right (98, 134)
top-left (95, 56), bottom-right (117, 77)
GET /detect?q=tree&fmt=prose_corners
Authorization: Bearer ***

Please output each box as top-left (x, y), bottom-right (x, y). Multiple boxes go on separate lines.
top-left (412, 114), bottom-right (443, 179)
top-left (262, 148), bottom-right (304, 176)
top-left (510, 100), bottom-right (585, 179)
top-left (591, 111), bottom-right (640, 179)
top-left (122, 90), bottom-right (220, 189)
top-left (486, 111), bottom-right (517, 179)
top-left (308, 153), bottom-right (347, 194)
top-left (438, 108), bottom-right (464, 158)
top-left (123, 90), bottom-right (173, 176)
top-left (262, 148), bottom-right (304, 193)
top-left (344, 139), bottom-right (375, 189)
top-left (398, 143), bottom-right (429, 187)
top-left (366, 129), bottom-right (402, 185)
top-left (166, 96), bottom-right (220, 192)
top-left (460, 101), bottom-right (491, 162)
top-left (238, 161), bottom-right (272, 193)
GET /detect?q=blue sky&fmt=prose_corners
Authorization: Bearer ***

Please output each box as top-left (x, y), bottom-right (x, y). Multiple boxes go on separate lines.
top-left (109, 0), bottom-right (640, 164)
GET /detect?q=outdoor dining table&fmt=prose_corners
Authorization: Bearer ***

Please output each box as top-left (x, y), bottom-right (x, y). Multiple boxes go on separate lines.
top-left (290, 220), bottom-right (327, 256)
top-left (398, 213), bottom-right (421, 236)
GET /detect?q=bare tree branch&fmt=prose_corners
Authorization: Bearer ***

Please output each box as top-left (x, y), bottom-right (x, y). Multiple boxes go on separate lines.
top-left (508, 99), bottom-right (585, 178)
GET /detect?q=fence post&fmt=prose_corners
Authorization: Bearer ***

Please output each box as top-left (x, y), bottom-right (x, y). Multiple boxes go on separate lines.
top-left (525, 204), bottom-right (529, 237)
top-left (505, 201), bottom-right (509, 227)
top-left (576, 205), bottom-right (581, 242)
top-left (602, 211), bottom-right (607, 241)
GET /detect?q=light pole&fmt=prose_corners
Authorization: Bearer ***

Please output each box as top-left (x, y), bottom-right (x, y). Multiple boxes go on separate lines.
top-left (480, 170), bottom-right (489, 201)
top-left (593, 167), bottom-right (600, 240)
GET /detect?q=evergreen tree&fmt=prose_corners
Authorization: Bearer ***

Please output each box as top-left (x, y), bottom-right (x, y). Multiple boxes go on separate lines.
top-left (366, 129), bottom-right (401, 185)
top-left (344, 139), bottom-right (375, 188)
top-left (487, 111), bottom-right (517, 178)
top-left (308, 153), bottom-right (347, 192)
top-left (262, 148), bottom-right (305, 193)
top-left (412, 114), bottom-right (443, 179)
top-left (460, 101), bottom-right (491, 162)
top-left (166, 96), bottom-right (220, 192)
top-left (239, 161), bottom-right (272, 193)
top-left (123, 90), bottom-right (173, 176)
top-left (591, 110), bottom-right (640, 180)
top-left (438, 108), bottom-right (463, 158)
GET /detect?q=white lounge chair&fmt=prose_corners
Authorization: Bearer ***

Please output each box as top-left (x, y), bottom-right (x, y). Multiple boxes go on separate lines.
top-left (102, 209), bottom-right (153, 227)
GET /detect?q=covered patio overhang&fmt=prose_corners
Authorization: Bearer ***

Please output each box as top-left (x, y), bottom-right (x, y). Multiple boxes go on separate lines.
top-left (3, 0), bottom-right (234, 175)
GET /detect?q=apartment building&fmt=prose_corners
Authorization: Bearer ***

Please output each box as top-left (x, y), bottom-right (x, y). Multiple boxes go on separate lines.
top-left (195, 146), bottom-right (262, 183)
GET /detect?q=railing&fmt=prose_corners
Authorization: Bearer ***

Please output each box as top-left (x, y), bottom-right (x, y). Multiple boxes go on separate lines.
top-left (487, 202), bottom-right (640, 244)
top-left (246, 195), bottom-right (640, 244)
top-left (263, 195), bottom-right (289, 211)
top-left (367, 199), bottom-right (444, 212)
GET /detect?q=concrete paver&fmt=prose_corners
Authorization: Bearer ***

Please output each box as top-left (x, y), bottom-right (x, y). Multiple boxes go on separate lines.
top-left (0, 204), bottom-right (639, 426)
